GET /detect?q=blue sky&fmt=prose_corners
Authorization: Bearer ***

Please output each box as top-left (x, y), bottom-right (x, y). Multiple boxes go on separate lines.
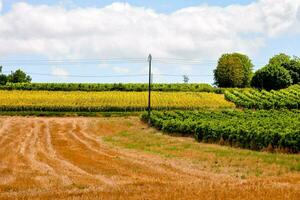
top-left (2, 0), bottom-right (255, 13)
top-left (0, 0), bottom-right (300, 84)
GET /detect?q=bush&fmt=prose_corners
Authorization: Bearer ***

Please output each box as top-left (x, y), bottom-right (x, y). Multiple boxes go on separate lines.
top-left (251, 64), bottom-right (292, 90)
top-left (214, 53), bottom-right (253, 88)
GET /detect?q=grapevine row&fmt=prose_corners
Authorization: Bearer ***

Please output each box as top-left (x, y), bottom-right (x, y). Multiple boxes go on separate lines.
top-left (224, 84), bottom-right (300, 109)
top-left (142, 110), bottom-right (300, 152)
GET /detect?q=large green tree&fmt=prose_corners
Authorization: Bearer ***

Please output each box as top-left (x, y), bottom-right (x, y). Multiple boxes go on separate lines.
top-left (266, 53), bottom-right (300, 85)
top-left (7, 69), bottom-right (32, 83)
top-left (214, 53), bottom-right (253, 88)
top-left (269, 53), bottom-right (291, 66)
top-left (282, 56), bottom-right (300, 84)
top-left (251, 64), bottom-right (292, 90)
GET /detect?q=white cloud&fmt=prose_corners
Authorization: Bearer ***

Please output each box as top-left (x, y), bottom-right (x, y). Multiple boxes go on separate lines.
top-left (51, 67), bottom-right (69, 78)
top-left (0, 0), bottom-right (299, 60)
top-left (0, 1), bottom-right (2, 13)
top-left (113, 66), bottom-right (129, 74)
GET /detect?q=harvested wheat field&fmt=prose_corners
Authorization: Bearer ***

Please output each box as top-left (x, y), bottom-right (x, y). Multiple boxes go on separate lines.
top-left (0, 117), bottom-right (299, 200)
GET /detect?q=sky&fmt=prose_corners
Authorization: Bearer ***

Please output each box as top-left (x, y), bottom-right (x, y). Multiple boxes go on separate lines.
top-left (0, 0), bottom-right (300, 84)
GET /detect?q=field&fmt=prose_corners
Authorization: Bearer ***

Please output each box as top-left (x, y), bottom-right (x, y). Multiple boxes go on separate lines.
top-left (0, 83), bottom-right (299, 199)
top-left (0, 90), bottom-right (234, 112)
top-left (0, 117), bottom-right (299, 200)
top-left (225, 84), bottom-right (300, 109)
top-left (144, 110), bottom-right (300, 152)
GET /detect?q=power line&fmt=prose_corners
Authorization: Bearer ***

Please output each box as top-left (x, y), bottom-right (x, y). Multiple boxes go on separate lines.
top-left (2, 71), bottom-right (148, 78)
top-left (0, 58), bottom-right (212, 63)
top-left (0, 57), bottom-right (267, 65)
top-left (146, 73), bottom-right (214, 77)
top-left (2, 71), bottom-right (213, 78)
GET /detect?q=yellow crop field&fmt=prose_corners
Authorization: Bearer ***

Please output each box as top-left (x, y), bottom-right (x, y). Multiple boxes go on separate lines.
top-left (0, 90), bottom-right (235, 111)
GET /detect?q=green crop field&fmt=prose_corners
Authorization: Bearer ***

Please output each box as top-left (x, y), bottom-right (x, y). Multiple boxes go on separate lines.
top-left (225, 84), bottom-right (300, 109)
top-left (143, 110), bottom-right (300, 152)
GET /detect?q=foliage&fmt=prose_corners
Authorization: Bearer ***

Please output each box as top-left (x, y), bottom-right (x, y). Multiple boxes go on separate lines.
top-left (0, 67), bottom-right (32, 85)
top-left (0, 74), bottom-right (7, 85)
top-left (251, 64), bottom-right (292, 90)
top-left (269, 53), bottom-right (291, 67)
top-left (0, 82), bottom-right (223, 93)
top-left (253, 53), bottom-right (300, 90)
top-left (7, 69), bottom-right (32, 83)
top-left (0, 66), bottom-right (7, 85)
top-left (0, 91), bottom-right (234, 112)
top-left (224, 84), bottom-right (300, 109)
top-left (214, 53), bottom-right (253, 88)
top-left (282, 57), bottom-right (300, 84)
top-left (143, 110), bottom-right (300, 152)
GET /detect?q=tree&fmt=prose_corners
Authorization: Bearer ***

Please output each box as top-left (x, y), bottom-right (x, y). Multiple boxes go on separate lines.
top-left (214, 53), bottom-right (253, 88)
top-left (183, 75), bottom-right (189, 83)
top-left (282, 56), bottom-right (300, 84)
top-left (0, 66), bottom-right (7, 85)
top-left (251, 64), bottom-right (292, 90)
top-left (7, 69), bottom-right (32, 83)
top-left (266, 53), bottom-right (300, 85)
top-left (269, 53), bottom-right (291, 67)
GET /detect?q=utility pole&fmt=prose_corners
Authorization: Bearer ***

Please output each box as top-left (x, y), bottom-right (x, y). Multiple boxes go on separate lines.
top-left (147, 54), bottom-right (152, 125)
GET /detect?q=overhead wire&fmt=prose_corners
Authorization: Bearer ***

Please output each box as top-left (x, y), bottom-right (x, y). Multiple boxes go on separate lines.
top-left (2, 71), bottom-right (213, 78)
top-left (0, 57), bottom-right (264, 79)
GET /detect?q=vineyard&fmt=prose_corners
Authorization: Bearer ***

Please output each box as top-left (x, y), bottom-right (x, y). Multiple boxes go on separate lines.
top-left (143, 110), bottom-right (300, 152)
top-left (0, 82), bottom-right (220, 92)
top-left (0, 90), bottom-right (234, 112)
top-left (224, 84), bottom-right (300, 109)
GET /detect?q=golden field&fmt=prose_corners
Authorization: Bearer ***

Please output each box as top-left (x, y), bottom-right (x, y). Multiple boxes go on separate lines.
top-left (0, 117), bottom-right (299, 200)
top-left (0, 90), bottom-right (234, 111)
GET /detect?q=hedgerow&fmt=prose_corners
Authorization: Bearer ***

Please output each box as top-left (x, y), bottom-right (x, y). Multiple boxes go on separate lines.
top-left (0, 82), bottom-right (223, 93)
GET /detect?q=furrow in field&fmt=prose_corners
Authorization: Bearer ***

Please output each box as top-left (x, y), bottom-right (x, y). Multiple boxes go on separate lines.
top-left (0, 118), bottom-right (15, 147)
top-left (38, 119), bottom-right (113, 186)
top-left (78, 118), bottom-right (215, 184)
top-left (0, 118), bottom-right (38, 187)
top-left (0, 118), bottom-right (10, 138)
top-left (21, 119), bottom-right (72, 187)
top-left (49, 119), bottom-right (117, 186)
top-left (33, 119), bottom-right (74, 186)
top-left (54, 119), bottom-right (176, 185)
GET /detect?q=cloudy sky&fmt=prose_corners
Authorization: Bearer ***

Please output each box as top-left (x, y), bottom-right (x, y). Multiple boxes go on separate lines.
top-left (0, 0), bottom-right (300, 83)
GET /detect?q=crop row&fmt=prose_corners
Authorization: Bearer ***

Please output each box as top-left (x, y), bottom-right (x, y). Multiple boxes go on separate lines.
top-left (0, 90), bottom-right (234, 112)
top-left (224, 84), bottom-right (300, 109)
top-left (142, 110), bottom-right (300, 152)
top-left (0, 83), bottom-right (222, 93)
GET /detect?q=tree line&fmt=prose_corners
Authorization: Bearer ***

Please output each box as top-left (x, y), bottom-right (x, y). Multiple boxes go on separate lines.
top-left (0, 67), bottom-right (32, 85)
top-left (214, 53), bottom-right (300, 90)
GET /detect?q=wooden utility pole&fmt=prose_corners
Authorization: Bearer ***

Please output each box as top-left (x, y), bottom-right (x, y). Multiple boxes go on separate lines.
top-left (147, 54), bottom-right (152, 124)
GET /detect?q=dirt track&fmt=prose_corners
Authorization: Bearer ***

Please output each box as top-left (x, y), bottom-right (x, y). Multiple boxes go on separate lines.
top-left (0, 117), bottom-right (299, 200)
